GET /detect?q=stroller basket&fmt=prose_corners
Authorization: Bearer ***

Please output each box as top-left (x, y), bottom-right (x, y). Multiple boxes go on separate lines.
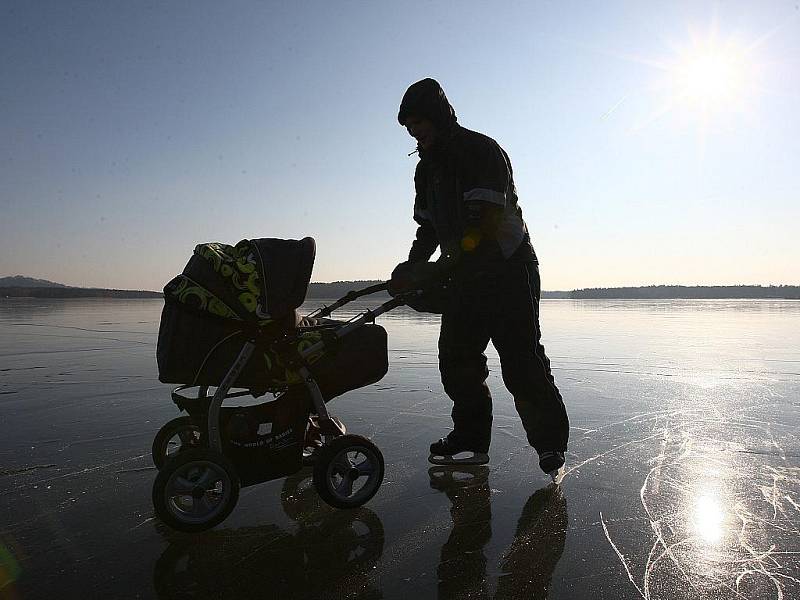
top-left (157, 301), bottom-right (388, 398)
top-left (221, 388), bottom-right (309, 486)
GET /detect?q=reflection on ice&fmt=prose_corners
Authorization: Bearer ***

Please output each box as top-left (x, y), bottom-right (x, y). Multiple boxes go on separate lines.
top-left (428, 466), bottom-right (568, 600)
top-left (598, 408), bottom-right (800, 599)
top-left (153, 470), bottom-right (385, 599)
top-left (692, 494), bottom-right (724, 546)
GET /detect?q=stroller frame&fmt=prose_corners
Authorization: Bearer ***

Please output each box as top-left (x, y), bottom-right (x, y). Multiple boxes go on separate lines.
top-left (203, 282), bottom-right (405, 452)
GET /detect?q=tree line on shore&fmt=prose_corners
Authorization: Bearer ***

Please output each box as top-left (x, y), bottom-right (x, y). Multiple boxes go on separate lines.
top-left (566, 285), bottom-right (800, 299)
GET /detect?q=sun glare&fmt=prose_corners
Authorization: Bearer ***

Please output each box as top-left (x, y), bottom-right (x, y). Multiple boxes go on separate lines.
top-left (670, 40), bottom-right (752, 111)
top-left (619, 22), bottom-right (768, 138)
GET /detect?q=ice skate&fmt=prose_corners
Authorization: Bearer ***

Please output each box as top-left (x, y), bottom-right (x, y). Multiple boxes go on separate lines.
top-left (428, 436), bottom-right (489, 466)
top-left (539, 451), bottom-right (565, 484)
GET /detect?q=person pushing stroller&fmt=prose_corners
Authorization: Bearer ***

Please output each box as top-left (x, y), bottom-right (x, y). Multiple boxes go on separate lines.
top-left (390, 78), bottom-right (569, 481)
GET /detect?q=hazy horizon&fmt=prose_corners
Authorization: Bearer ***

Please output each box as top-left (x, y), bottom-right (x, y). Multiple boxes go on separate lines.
top-left (2, 1), bottom-right (798, 290)
top-left (2, 272), bottom-right (798, 293)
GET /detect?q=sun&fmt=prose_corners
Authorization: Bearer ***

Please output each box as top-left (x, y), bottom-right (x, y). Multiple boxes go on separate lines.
top-left (668, 37), bottom-right (753, 113)
top-left (615, 23), bottom-right (768, 139)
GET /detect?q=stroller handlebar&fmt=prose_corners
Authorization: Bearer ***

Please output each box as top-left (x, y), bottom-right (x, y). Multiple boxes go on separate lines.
top-left (306, 281), bottom-right (393, 319)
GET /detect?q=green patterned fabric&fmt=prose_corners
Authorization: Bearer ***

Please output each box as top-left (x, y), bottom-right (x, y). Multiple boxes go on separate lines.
top-left (194, 240), bottom-right (267, 322)
top-left (166, 275), bottom-right (240, 319)
top-left (255, 329), bottom-right (326, 387)
top-left (164, 239), bottom-right (275, 325)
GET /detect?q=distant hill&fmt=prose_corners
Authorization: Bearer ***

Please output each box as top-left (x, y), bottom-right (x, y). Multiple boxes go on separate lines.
top-left (1, 275), bottom-right (161, 298)
top-left (0, 275), bottom-right (69, 288)
top-left (1, 287), bottom-right (162, 299)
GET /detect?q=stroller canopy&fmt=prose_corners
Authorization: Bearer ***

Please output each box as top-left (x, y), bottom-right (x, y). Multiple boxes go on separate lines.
top-left (164, 237), bottom-right (316, 323)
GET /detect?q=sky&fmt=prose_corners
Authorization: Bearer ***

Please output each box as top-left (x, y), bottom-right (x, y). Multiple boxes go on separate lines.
top-left (1, 1), bottom-right (799, 291)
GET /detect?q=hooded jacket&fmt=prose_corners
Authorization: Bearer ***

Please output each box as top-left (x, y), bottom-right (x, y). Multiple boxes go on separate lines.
top-left (398, 79), bottom-right (537, 268)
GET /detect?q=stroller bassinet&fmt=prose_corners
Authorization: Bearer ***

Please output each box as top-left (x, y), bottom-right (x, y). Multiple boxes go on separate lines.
top-left (156, 237), bottom-right (387, 396)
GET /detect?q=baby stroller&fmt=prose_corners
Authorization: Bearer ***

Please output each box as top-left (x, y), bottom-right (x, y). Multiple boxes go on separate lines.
top-left (151, 237), bottom-right (409, 532)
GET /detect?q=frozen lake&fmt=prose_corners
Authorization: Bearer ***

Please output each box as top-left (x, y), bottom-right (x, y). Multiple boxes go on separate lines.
top-left (1, 297), bottom-right (799, 599)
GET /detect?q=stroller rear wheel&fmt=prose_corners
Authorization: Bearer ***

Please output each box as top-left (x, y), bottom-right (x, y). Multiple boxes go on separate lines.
top-left (152, 416), bottom-right (204, 470)
top-left (152, 448), bottom-right (240, 532)
top-left (313, 435), bottom-right (384, 509)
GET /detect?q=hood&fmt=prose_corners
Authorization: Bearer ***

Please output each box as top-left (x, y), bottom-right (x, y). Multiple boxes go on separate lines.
top-left (397, 78), bottom-right (457, 132)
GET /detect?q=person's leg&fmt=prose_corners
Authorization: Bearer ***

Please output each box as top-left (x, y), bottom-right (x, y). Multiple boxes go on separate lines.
top-left (490, 262), bottom-right (569, 458)
top-left (438, 296), bottom-right (493, 453)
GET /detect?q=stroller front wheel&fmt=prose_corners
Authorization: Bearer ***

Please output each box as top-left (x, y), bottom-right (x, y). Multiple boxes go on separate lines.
top-left (152, 448), bottom-right (240, 532)
top-left (313, 434), bottom-right (384, 509)
top-left (152, 416), bottom-right (204, 470)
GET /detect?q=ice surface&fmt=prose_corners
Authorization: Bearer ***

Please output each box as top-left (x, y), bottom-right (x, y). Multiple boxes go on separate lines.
top-left (1, 297), bottom-right (798, 599)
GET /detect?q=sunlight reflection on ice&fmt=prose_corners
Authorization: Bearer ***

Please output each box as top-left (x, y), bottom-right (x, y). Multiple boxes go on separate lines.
top-left (692, 494), bottom-right (725, 545)
top-left (599, 407), bottom-right (799, 599)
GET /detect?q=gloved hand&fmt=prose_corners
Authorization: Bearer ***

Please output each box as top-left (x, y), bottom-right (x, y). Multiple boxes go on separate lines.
top-left (389, 261), bottom-right (447, 296)
top-left (388, 261), bottom-right (414, 296)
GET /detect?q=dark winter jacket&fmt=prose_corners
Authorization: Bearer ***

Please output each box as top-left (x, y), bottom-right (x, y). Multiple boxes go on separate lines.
top-left (398, 79), bottom-right (537, 269)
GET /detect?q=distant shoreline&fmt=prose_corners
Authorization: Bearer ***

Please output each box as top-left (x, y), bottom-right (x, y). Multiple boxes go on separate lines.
top-left (310, 282), bottom-right (800, 300)
top-left (560, 284), bottom-right (800, 300)
top-left (1, 283), bottom-right (798, 300)
top-left (0, 287), bottom-right (163, 299)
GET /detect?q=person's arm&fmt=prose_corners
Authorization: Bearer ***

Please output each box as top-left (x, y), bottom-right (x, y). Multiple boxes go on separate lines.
top-left (390, 163), bottom-right (439, 296)
top-left (409, 220), bottom-right (438, 263)
top-left (408, 163), bottom-right (439, 263)
top-left (459, 141), bottom-right (510, 255)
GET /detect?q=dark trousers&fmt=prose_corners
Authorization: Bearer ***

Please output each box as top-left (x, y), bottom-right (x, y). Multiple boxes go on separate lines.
top-left (438, 261), bottom-right (569, 454)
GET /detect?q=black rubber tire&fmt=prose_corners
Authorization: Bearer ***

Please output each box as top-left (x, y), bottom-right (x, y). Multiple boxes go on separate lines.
top-left (152, 448), bottom-right (240, 533)
top-left (313, 434), bottom-right (384, 509)
top-left (152, 416), bottom-right (204, 470)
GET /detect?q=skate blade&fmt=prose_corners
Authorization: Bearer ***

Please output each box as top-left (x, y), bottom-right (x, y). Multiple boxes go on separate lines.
top-left (549, 466), bottom-right (566, 485)
top-left (428, 451), bottom-right (489, 466)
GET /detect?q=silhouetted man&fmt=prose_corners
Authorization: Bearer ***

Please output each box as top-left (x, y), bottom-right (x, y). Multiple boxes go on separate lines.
top-left (393, 78), bottom-right (569, 481)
